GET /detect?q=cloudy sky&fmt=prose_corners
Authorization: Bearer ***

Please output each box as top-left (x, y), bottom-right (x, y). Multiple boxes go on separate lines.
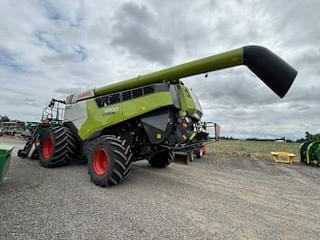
top-left (0, 0), bottom-right (319, 139)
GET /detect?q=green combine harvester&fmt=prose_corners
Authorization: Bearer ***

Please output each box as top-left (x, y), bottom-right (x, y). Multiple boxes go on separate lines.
top-left (299, 133), bottom-right (320, 166)
top-left (19, 45), bottom-right (297, 187)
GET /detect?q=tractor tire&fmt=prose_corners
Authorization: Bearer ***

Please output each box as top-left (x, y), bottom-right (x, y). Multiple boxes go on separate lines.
top-left (149, 151), bottom-right (174, 168)
top-left (39, 125), bottom-right (77, 168)
top-left (87, 135), bottom-right (133, 187)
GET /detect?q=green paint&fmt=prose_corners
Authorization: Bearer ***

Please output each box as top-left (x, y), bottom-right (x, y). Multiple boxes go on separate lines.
top-left (121, 91), bottom-right (173, 119)
top-left (306, 141), bottom-right (320, 165)
top-left (0, 145), bottom-right (13, 183)
top-left (78, 91), bottom-right (173, 140)
top-left (94, 48), bottom-right (243, 96)
top-left (177, 85), bottom-right (196, 116)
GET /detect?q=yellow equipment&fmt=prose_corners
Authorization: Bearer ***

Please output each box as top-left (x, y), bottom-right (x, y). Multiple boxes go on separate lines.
top-left (271, 151), bottom-right (296, 164)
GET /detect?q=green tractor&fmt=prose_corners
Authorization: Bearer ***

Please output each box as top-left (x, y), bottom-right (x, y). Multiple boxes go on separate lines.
top-left (19, 46), bottom-right (297, 186)
top-left (299, 133), bottom-right (320, 166)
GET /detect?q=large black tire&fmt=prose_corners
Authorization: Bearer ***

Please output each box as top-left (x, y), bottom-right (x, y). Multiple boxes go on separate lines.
top-left (149, 151), bottom-right (174, 168)
top-left (39, 125), bottom-right (77, 168)
top-left (87, 135), bottom-right (133, 187)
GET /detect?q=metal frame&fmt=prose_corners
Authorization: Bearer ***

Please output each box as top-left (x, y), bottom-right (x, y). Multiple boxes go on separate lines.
top-left (41, 98), bottom-right (66, 124)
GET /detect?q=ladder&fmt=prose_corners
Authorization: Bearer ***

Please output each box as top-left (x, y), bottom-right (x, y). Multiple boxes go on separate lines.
top-left (18, 125), bottom-right (40, 158)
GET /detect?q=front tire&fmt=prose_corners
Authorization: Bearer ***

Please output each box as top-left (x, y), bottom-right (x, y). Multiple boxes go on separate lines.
top-left (39, 125), bottom-right (77, 167)
top-left (87, 135), bottom-right (133, 187)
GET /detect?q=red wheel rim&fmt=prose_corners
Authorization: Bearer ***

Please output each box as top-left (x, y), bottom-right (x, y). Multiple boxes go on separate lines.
top-left (42, 136), bottom-right (53, 160)
top-left (93, 148), bottom-right (109, 175)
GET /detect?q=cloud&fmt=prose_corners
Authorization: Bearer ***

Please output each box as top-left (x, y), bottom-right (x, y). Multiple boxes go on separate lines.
top-left (0, 0), bottom-right (319, 140)
top-left (110, 2), bottom-right (175, 65)
top-left (0, 48), bottom-right (27, 73)
top-left (54, 87), bottom-right (82, 95)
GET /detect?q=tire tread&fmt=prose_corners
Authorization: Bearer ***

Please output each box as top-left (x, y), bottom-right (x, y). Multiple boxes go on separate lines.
top-left (39, 125), bottom-right (77, 168)
top-left (88, 135), bottom-right (133, 187)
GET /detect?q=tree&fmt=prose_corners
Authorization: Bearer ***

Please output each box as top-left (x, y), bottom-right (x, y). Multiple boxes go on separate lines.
top-left (0, 115), bottom-right (10, 122)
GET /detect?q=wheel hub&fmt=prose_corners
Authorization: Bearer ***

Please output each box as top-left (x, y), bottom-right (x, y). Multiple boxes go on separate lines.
top-left (42, 136), bottom-right (53, 160)
top-left (93, 148), bottom-right (109, 175)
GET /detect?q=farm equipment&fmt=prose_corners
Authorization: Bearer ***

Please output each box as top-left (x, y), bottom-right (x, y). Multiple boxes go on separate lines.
top-left (0, 121), bottom-right (25, 136)
top-left (19, 45), bottom-right (297, 186)
top-left (0, 145), bottom-right (14, 183)
top-left (299, 133), bottom-right (320, 166)
top-left (271, 151), bottom-right (296, 165)
top-left (18, 99), bottom-right (65, 159)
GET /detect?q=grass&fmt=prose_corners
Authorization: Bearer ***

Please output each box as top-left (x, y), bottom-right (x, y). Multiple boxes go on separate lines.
top-left (207, 140), bottom-right (300, 161)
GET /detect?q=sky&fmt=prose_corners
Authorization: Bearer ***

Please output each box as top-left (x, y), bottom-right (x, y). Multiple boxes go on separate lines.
top-left (0, 0), bottom-right (319, 139)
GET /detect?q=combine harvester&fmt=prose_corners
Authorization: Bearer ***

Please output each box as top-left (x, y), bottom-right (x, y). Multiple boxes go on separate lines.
top-left (19, 46), bottom-right (297, 187)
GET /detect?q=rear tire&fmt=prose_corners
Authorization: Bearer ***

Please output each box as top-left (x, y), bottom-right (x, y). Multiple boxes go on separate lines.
top-left (149, 151), bottom-right (174, 168)
top-left (87, 135), bottom-right (133, 187)
top-left (39, 125), bottom-right (77, 168)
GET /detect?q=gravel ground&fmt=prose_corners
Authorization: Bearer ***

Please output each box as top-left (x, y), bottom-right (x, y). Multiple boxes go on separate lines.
top-left (1, 136), bottom-right (320, 240)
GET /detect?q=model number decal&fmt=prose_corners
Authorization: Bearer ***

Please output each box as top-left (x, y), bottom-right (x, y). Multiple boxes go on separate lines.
top-left (103, 106), bottom-right (119, 115)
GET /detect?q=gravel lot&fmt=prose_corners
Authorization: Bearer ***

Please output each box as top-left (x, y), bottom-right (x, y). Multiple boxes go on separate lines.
top-left (1, 136), bottom-right (320, 240)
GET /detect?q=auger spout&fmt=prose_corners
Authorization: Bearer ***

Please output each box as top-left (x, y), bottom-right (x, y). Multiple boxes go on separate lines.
top-left (93, 45), bottom-right (297, 98)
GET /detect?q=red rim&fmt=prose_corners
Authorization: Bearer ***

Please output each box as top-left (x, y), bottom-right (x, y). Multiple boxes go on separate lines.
top-left (42, 136), bottom-right (53, 160)
top-left (93, 148), bottom-right (109, 176)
